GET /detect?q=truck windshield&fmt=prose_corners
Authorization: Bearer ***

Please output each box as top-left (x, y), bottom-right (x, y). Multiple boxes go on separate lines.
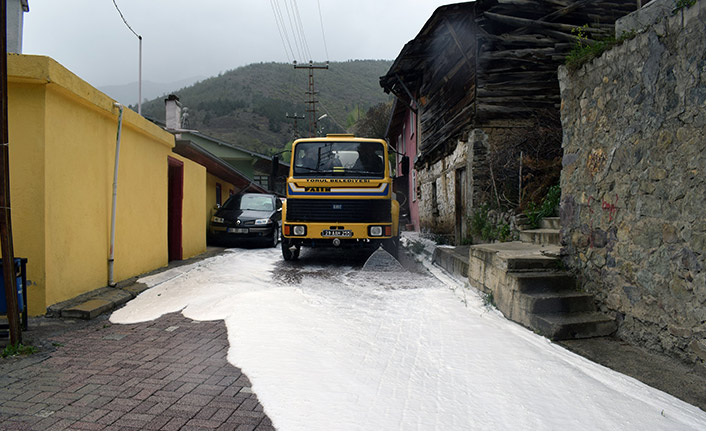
top-left (293, 141), bottom-right (385, 178)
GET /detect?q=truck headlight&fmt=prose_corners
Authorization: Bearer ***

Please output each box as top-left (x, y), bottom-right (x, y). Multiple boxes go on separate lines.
top-left (369, 226), bottom-right (383, 237)
top-left (211, 216), bottom-right (225, 224)
top-left (293, 225), bottom-right (307, 236)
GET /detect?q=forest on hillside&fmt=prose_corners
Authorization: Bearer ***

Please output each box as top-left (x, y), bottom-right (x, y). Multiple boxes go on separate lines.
top-left (138, 60), bottom-right (393, 154)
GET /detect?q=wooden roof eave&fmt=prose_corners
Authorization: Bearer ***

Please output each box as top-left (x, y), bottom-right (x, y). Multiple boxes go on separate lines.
top-left (174, 139), bottom-right (267, 193)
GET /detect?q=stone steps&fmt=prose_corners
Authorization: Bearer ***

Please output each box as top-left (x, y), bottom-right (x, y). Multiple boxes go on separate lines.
top-left (541, 217), bottom-right (561, 230)
top-left (531, 312), bottom-right (618, 340)
top-left (518, 217), bottom-right (561, 246)
top-left (519, 228), bottom-right (560, 246)
top-left (468, 239), bottom-right (616, 340)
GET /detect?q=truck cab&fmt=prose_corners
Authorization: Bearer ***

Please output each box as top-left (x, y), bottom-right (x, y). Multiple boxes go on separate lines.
top-left (281, 134), bottom-right (399, 260)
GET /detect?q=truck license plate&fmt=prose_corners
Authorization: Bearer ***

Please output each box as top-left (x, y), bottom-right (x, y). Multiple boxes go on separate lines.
top-left (322, 229), bottom-right (353, 237)
top-left (228, 228), bottom-right (249, 233)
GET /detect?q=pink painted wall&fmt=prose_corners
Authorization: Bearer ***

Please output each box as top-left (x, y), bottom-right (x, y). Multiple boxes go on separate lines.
top-left (395, 108), bottom-right (420, 231)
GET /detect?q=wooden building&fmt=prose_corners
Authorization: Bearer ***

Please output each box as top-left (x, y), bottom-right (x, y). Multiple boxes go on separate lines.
top-left (381, 0), bottom-right (636, 242)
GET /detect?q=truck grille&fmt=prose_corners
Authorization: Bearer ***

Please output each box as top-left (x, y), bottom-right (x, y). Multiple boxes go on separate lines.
top-left (286, 199), bottom-right (391, 223)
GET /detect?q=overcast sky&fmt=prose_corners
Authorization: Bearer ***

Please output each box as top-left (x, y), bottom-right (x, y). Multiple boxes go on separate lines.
top-left (22, 0), bottom-right (454, 87)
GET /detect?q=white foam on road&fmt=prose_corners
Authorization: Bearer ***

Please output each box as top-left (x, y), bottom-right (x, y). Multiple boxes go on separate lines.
top-left (110, 247), bottom-right (706, 430)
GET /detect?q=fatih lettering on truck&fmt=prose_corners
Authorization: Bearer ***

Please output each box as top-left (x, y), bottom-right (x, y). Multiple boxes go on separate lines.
top-left (281, 134), bottom-right (400, 261)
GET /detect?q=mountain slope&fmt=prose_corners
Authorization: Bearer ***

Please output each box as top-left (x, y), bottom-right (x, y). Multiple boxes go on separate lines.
top-left (99, 76), bottom-right (206, 106)
top-left (138, 60), bottom-right (393, 154)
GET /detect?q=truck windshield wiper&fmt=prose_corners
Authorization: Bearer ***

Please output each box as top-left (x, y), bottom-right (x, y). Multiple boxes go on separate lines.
top-left (344, 169), bottom-right (381, 175)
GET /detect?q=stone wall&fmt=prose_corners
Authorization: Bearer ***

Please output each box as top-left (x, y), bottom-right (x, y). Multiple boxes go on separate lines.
top-left (558, 0), bottom-right (706, 365)
top-left (417, 139), bottom-right (469, 241)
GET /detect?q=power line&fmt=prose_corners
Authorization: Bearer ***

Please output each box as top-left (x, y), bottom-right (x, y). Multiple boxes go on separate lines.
top-left (317, 99), bottom-right (345, 131)
top-left (270, 0), bottom-right (293, 62)
top-left (317, 0), bottom-right (329, 61)
top-left (291, 0), bottom-right (311, 61)
top-left (112, 0), bottom-right (140, 39)
top-left (111, 0), bottom-right (143, 114)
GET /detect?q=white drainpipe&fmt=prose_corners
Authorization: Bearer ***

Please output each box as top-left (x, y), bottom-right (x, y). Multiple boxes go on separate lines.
top-left (108, 103), bottom-right (124, 287)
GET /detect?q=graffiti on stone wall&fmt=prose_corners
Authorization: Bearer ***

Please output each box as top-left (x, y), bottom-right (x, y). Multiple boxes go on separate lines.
top-left (585, 194), bottom-right (620, 248)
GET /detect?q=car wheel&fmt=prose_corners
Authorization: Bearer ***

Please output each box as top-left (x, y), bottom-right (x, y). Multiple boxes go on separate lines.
top-left (270, 227), bottom-right (280, 248)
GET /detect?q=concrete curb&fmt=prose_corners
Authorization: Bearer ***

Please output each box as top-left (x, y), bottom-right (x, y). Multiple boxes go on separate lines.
top-left (46, 247), bottom-right (226, 320)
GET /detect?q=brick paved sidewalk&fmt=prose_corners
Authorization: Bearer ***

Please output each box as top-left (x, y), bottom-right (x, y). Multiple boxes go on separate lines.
top-left (0, 313), bottom-right (274, 431)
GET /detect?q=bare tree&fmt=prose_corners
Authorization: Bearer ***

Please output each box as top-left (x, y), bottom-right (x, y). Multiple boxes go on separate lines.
top-left (352, 102), bottom-right (393, 139)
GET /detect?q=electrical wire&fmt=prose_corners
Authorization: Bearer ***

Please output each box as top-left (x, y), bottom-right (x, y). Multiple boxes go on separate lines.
top-left (291, 0), bottom-right (312, 61)
top-left (112, 0), bottom-right (140, 38)
top-left (317, 0), bottom-right (329, 61)
top-left (317, 99), bottom-right (345, 131)
top-left (270, 0), bottom-right (294, 62)
top-left (283, 0), bottom-right (305, 62)
top-left (269, 0), bottom-right (329, 64)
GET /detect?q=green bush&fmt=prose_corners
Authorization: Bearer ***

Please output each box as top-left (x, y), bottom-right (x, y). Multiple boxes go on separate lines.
top-left (565, 25), bottom-right (636, 72)
top-left (470, 205), bottom-right (513, 243)
top-left (524, 184), bottom-right (560, 228)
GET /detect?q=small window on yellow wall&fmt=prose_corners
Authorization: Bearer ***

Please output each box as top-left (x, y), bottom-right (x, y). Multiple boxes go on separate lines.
top-left (216, 183), bottom-right (222, 206)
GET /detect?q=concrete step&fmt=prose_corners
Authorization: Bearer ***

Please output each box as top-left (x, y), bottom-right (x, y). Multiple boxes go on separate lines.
top-left (432, 246), bottom-right (470, 279)
top-left (519, 291), bottom-right (596, 315)
top-left (510, 271), bottom-right (577, 294)
top-left (519, 228), bottom-right (560, 246)
top-left (540, 217), bottom-right (561, 230)
top-left (505, 255), bottom-right (562, 272)
top-left (531, 312), bottom-right (617, 340)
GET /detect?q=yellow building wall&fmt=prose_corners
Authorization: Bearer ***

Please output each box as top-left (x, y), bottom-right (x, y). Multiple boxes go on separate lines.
top-left (206, 173), bottom-right (237, 223)
top-left (7, 81), bottom-right (47, 315)
top-left (6, 54), bottom-right (206, 315)
top-left (171, 153), bottom-right (207, 259)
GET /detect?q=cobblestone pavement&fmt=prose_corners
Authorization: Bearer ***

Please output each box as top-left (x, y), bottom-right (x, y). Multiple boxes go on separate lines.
top-left (0, 313), bottom-right (274, 431)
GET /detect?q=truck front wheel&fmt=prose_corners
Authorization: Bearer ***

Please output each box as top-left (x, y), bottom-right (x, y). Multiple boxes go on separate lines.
top-left (282, 239), bottom-right (300, 261)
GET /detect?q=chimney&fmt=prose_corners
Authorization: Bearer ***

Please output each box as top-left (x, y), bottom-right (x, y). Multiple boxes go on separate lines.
top-left (165, 94), bottom-right (182, 130)
top-left (6, 0), bottom-right (30, 54)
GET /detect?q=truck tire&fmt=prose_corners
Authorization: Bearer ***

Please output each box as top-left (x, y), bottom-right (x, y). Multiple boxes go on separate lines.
top-left (282, 239), bottom-right (300, 261)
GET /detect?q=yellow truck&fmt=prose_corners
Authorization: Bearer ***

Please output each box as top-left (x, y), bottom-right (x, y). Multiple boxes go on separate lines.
top-left (281, 134), bottom-right (399, 260)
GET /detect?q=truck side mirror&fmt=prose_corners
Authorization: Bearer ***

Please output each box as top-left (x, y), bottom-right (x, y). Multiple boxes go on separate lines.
top-left (401, 156), bottom-right (410, 177)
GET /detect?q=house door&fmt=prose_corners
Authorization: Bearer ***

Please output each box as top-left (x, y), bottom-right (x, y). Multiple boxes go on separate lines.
top-left (455, 168), bottom-right (467, 244)
top-left (168, 157), bottom-right (184, 261)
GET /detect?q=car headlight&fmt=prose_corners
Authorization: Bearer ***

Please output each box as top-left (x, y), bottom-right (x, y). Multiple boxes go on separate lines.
top-left (211, 216), bottom-right (225, 224)
top-left (255, 219), bottom-right (272, 225)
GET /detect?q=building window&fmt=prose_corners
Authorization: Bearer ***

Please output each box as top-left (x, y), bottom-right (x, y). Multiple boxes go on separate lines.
top-left (254, 175), bottom-right (269, 190)
top-left (409, 111), bottom-right (415, 138)
top-left (216, 183), bottom-right (222, 206)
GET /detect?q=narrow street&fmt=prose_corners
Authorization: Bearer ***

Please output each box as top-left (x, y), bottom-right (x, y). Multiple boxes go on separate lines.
top-left (2, 244), bottom-right (706, 430)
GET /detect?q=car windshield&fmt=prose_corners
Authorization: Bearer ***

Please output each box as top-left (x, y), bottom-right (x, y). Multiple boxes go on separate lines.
top-left (292, 141), bottom-right (385, 178)
top-left (223, 194), bottom-right (273, 211)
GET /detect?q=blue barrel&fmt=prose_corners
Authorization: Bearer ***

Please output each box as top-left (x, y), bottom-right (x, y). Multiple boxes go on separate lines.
top-left (0, 258), bottom-right (25, 314)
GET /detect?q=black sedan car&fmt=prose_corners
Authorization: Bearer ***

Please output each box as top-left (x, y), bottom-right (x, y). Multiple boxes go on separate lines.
top-left (208, 193), bottom-right (282, 247)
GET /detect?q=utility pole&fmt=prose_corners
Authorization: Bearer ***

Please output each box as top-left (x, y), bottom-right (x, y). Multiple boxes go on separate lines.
top-left (0, 0), bottom-right (21, 345)
top-left (286, 113), bottom-right (306, 139)
top-left (293, 61), bottom-right (328, 137)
